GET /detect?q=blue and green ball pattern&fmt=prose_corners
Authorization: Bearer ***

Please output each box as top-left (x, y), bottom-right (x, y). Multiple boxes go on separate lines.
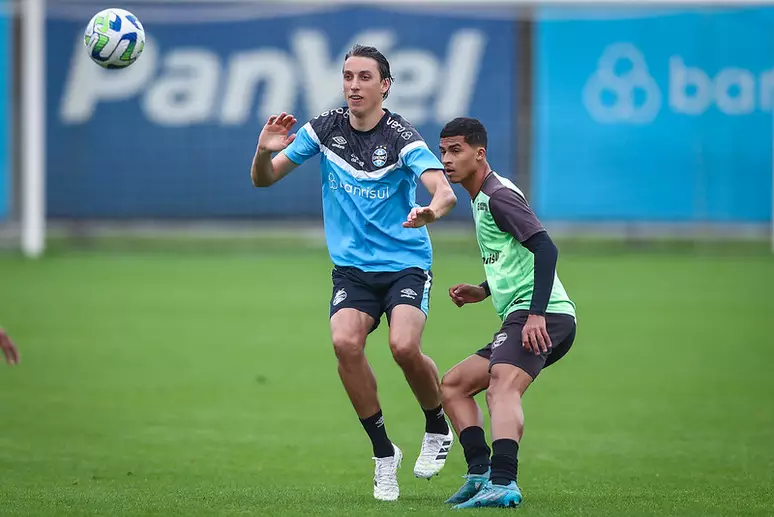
top-left (84, 8), bottom-right (145, 69)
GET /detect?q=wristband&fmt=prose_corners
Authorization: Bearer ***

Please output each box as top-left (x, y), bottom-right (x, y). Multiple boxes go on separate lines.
top-left (479, 281), bottom-right (491, 297)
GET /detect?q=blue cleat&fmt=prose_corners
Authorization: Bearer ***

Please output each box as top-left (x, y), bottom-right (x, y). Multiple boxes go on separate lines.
top-left (444, 469), bottom-right (490, 504)
top-left (452, 480), bottom-right (522, 509)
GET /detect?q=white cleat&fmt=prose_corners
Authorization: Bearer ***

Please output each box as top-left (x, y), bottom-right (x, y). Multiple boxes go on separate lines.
top-left (373, 444), bottom-right (402, 502)
top-left (414, 429), bottom-right (454, 479)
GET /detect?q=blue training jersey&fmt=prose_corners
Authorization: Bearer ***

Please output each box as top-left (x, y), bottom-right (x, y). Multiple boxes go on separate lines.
top-left (281, 108), bottom-right (443, 272)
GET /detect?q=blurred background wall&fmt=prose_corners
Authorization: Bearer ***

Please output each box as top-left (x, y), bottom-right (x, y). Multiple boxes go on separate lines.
top-left (0, 0), bottom-right (772, 247)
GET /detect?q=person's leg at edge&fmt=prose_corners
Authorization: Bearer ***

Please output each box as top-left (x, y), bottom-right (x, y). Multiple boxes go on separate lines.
top-left (388, 305), bottom-right (448, 433)
top-left (440, 354), bottom-right (493, 504)
top-left (452, 363), bottom-right (532, 508)
top-left (440, 354), bottom-right (491, 475)
top-left (487, 363), bottom-right (533, 488)
top-left (331, 308), bottom-right (403, 501)
top-left (388, 304), bottom-right (454, 479)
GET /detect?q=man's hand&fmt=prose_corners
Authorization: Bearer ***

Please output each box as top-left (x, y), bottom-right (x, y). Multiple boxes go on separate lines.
top-left (419, 169), bottom-right (456, 221)
top-left (403, 206), bottom-right (437, 228)
top-left (0, 328), bottom-right (19, 365)
top-left (522, 314), bottom-right (551, 355)
top-left (257, 112), bottom-right (297, 154)
top-left (449, 284), bottom-right (488, 307)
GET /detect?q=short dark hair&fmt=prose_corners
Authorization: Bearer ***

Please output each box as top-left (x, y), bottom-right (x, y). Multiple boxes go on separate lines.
top-left (440, 117), bottom-right (488, 150)
top-left (344, 44), bottom-right (394, 99)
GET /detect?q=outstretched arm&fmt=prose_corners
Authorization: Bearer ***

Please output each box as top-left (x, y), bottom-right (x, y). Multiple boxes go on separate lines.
top-left (422, 169), bottom-right (457, 220)
top-left (403, 169), bottom-right (457, 228)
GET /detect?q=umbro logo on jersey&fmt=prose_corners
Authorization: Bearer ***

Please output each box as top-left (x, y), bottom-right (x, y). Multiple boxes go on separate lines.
top-left (400, 288), bottom-right (417, 299)
top-left (333, 288), bottom-right (347, 306)
top-left (332, 136), bottom-right (347, 150)
top-left (477, 202), bottom-right (488, 211)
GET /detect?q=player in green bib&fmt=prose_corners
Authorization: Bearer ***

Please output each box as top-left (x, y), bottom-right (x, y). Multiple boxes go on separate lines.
top-left (436, 118), bottom-right (577, 508)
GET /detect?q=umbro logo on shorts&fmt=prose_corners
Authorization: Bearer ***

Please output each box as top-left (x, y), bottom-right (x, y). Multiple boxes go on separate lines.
top-left (400, 288), bottom-right (417, 299)
top-left (333, 288), bottom-right (347, 306)
top-left (493, 332), bottom-right (507, 348)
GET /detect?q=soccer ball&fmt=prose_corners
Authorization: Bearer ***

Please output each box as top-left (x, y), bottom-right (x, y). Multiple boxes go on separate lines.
top-left (84, 8), bottom-right (146, 69)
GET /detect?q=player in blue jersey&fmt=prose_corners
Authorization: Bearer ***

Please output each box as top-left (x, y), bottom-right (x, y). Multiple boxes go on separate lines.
top-left (250, 44), bottom-right (457, 501)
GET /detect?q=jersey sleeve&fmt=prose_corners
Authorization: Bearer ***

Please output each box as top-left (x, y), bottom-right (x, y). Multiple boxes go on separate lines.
top-left (400, 141), bottom-right (444, 177)
top-left (281, 122), bottom-right (320, 165)
top-left (489, 189), bottom-right (545, 243)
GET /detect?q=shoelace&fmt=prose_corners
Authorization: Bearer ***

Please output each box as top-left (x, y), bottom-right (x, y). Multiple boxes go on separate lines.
top-left (374, 457), bottom-right (398, 488)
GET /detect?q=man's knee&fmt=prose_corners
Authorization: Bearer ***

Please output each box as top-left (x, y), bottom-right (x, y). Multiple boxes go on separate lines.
top-left (442, 356), bottom-right (490, 400)
top-left (388, 305), bottom-right (426, 367)
top-left (332, 333), bottom-right (366, 362)
top-left (440, 369), bottom-right (458, 399)
top-left (441, 369), bottom-right (471, 407)
top-left (389, 335), bottom-right (421, 367)
top-left (331, 311), bottom-right (369, 362)
top-left (331, 325), bottom-right (367, 361)
top-left (487, 364), bottom-right (531, 405)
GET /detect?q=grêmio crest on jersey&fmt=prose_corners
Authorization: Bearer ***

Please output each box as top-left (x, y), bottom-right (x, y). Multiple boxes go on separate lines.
top-left (372, 145), bottom-right (388, 167)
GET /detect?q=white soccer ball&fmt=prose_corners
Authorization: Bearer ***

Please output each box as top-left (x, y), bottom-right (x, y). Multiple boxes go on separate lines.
top-left (84, 8), bottom-right (146, 69)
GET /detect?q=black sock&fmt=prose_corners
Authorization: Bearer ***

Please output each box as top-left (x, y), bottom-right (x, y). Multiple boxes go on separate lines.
top-left (490, 439), bottom-right (519, 486)
top-left (459, 426), bottom-right (491, 475)
top-left (423, 405), bottom-right (450, 435)
top-left (360, 410), bottom-right (394, 458)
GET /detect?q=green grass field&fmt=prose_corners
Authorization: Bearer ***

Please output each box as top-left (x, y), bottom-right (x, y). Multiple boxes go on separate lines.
top-left (1, 241), bottom-right (773, 516)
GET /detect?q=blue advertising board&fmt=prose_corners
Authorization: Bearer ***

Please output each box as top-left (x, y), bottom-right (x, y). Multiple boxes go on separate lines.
top-left (534, 8), bottom-right (774, 223)
top-left (0, 2), bottom-right (8, 221)
top-left (47, 7), bottom-right (515, 219)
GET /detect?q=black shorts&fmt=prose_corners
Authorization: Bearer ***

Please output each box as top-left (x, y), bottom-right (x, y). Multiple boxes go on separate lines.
top-left (330, 266), bottom-right (432, 333)
top-left (476, 310), bottom-right (576, 380)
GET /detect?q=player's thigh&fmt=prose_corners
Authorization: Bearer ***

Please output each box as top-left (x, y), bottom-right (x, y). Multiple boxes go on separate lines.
top-left (386, 304), bottom-right (427, 359)
top-left (330, 266), bottom-right (382, 333)
top-left (383, 268), bottom-right (431, 347)
top-left (441, 354), bottom-right (491, 399)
